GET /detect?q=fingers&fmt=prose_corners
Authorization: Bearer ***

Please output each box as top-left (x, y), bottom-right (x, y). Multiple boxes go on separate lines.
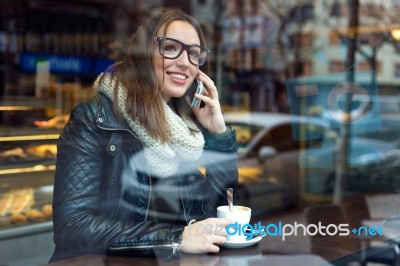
top-left (193, 93), bottom-right (211, 106)
top-left (189, 218), bottom-right (230, 236)
top-left (207, 244), bottom-right (220, 253)
top-left (205, 218), bottom-right (233, 226)
top-left (202, 235), bottom-right (226, 253)
top-left (181, 218), bottom-right (233, 254)
top-left (206, 235), bottom-right (227, 253)
top-left (197, 70), bottom-right (214, 86)
top-left (205, 224), bottom-right (228, 237)
top-left (211, 235), bottom-right (227, 245)
top-left (197, 70), bottom-right (218, 98)
top-left (202, 218), bottom-right (231, 237)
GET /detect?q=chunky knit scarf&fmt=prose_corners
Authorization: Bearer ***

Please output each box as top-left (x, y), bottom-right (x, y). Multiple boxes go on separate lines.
top-left (94, 73), bottom-right (205, 178)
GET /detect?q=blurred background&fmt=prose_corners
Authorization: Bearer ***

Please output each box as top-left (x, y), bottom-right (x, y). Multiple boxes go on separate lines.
top-left (1, 0), bottom-right (400, 265)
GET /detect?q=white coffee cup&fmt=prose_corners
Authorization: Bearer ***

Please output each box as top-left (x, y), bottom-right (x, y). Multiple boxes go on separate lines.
top-left (217, 205), bottom-right (252, 242)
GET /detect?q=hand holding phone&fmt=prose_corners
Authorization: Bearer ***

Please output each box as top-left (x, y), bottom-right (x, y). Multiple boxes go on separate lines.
top-left (191, 77), bottom-right (204, 108)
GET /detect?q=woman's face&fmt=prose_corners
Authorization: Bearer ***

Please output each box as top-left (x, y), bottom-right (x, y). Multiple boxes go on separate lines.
top-left (153, 20), bottom-right (201, 102)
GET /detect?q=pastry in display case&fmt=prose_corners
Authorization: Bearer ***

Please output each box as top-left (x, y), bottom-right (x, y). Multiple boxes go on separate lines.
top-left (0, 139), bottom-right (57, 230)
top-left (0, 187), bottom-right (53, 227)
top-left (0, 147), bottom-right (29, 162)
top-left (0, 144), bottom-right (57, 164)
top-left (0, 179), bottom-right (55, 229)
top-left (26, 144), bottom-right (57, 159)
top-left (0, 98), bottom-right (62, 231)
top-left (0, 82), bottom-right (92, 232)
top-left (0, 149), bottom-right (56, 230)
top-left (33, 115), bottom-right (69, 129)
top-left (0, 144), bottom-right (57, 169)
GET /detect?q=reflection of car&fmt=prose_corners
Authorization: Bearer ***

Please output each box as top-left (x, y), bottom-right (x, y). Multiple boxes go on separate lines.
top-left (224, 112), bottom-right (335, 213)
top-left (322, 117), bottom-right (400, 193)
top-left (224, 112), bottom-right (400, 214)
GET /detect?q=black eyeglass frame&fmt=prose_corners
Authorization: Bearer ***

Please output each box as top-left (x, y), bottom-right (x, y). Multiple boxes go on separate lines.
top-left (154, 36), bottom-right (210, 66)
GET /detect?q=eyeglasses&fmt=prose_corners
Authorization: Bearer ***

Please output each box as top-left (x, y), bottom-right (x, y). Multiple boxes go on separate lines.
top-left (155, 37), bottom-right (210, 66)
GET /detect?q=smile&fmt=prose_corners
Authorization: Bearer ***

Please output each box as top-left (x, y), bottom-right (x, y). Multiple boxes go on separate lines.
top-left (167, 72), bottom-right (188, 80)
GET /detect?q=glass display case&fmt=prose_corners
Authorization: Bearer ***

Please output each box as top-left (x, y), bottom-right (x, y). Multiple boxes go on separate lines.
top-left (0, 89), bottom-right (91, 265)
top-left (0, 97), bottom-right (64, 232)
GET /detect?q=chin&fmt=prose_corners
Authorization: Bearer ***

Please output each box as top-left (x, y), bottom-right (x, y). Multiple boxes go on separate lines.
top-left (165, 88), bottom-right (190, 98)
top-left (173, 92), bottom-right (187, 98)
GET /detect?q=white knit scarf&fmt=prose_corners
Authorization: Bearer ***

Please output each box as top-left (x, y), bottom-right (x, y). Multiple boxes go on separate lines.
top-left (94, 73), bottom-right (205, 178)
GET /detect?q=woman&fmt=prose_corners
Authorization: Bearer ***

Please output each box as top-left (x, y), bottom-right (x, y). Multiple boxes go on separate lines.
top-left (50, 7), bottom-right (238, 262)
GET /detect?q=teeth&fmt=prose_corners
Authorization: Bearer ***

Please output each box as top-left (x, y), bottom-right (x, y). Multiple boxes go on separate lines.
top-left (169, 73), bottom-right (187, 80)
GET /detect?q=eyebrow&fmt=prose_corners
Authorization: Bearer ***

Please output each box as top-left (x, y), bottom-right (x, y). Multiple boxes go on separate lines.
top-left (163, 36), bottom-right (201, 46)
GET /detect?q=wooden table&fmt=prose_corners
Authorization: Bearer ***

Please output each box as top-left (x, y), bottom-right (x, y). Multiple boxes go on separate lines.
top-left (40, 209), bottom-right (327, 266)
top-left (41, 252), bottom-right (332, 266)
top-left (40, 224), bottom-right (331, 266)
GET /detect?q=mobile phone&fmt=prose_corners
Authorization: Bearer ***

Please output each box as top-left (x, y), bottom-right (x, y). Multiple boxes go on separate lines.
top-left (191, 77), bottom-right (204, 108)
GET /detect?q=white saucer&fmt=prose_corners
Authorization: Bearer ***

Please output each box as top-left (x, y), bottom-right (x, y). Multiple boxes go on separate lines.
top-left (221, 236), bottom-right (263, 249)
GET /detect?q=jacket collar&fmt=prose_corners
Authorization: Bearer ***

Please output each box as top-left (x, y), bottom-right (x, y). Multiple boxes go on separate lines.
top-left (95, 92), bottom-right (131, 131)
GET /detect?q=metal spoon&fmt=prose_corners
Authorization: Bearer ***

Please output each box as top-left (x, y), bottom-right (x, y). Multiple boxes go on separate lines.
top-left (227, 188), bottom-right (233, 212)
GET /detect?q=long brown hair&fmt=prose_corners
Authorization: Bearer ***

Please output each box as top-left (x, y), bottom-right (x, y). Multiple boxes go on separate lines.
top-left (105, 8), bottom-right (209, 142)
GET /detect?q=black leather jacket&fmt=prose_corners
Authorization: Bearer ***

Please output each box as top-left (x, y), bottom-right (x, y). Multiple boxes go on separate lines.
top-left (50, 92), bottom-right (238, 262)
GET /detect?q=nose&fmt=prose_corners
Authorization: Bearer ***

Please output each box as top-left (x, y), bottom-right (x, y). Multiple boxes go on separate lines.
top-left (176, 50), bottom-right (190, 67)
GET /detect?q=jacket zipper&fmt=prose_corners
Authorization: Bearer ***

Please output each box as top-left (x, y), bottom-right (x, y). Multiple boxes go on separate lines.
top-left (109, 242), bottom-right (180, 254)
top-left (97, 124), bottom-right (152, 220)
top-left (179, 183), bottom-right (189, 224)
top-left (146, 177), bottom-right (152, 221)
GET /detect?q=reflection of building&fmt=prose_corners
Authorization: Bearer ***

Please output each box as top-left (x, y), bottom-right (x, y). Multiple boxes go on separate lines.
top-left (0, 0), bottom-right (160, 123)
top-left (219, 0), bottom-right (285, 112)
top-left (257, 0), bottom-right (400, 97)
top-left (0, 0), bottom-right (118, 98)
top-left (283, 0), bottom-right (400, 93)
top-left (210, 0), bottom-right (400, 112)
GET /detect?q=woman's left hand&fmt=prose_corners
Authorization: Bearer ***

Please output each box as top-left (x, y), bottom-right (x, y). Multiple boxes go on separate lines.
top-left (192, 70), bottom-right (226, 134)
